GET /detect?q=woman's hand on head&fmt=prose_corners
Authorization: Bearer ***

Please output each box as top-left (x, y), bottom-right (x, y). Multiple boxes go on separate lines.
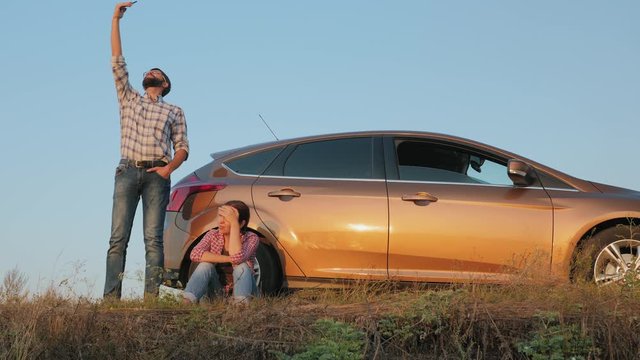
top-left (219, 205), bottom-right (240, 227)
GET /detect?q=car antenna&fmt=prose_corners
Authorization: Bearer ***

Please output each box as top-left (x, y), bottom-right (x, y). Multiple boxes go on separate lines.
top-left (258, 113), bottom-right (279, 141)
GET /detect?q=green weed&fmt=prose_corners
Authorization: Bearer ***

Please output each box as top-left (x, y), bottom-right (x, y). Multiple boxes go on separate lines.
top-left (516, 311), bottom-right (599, 360)
top-left (274, 318), bottom-right (365, 360)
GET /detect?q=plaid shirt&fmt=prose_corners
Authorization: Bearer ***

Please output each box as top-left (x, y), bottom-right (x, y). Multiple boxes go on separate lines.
top-left (190, 229), bottom-right (259, 295)
top-left (112, 56), bottom-right (189, 163)
top-left (190, 229), bottom-right (259, 269)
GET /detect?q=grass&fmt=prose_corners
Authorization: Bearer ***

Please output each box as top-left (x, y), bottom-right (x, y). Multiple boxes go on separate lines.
top-left (2, 268), bottom-right (640, 359)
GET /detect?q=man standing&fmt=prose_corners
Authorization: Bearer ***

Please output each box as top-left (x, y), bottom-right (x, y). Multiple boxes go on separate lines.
top-left (105, 2), bottom-right (189, 299)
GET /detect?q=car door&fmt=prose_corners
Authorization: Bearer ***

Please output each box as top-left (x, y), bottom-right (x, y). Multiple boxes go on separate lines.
top-left (385, 136), bottom-right (554, 282)
top-left (252, 136), bottom-right (389, 281)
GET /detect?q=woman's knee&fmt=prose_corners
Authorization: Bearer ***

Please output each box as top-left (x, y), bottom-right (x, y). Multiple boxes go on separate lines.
top-left (192, 262), bottom-right (215, 276)
top-left (183, 262), bottom-right (218, 303)
top-left (232, 262), bottom-right (257, 299)
top-left (184, 262), bottom-right (215, 291)
top-left (233, 262), bottom-right (252, 276)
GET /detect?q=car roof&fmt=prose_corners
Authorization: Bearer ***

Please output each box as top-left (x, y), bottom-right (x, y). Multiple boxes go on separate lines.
top-left (211, 130), bottom-right (474, 159)
top-left (209, 130), bottom-right (590, 191)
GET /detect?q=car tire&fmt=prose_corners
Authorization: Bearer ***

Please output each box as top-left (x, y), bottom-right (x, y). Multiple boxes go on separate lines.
top-left (573, 224), bottom-right (640, 285)
top-left (254, 242), bottom-right (283, 295)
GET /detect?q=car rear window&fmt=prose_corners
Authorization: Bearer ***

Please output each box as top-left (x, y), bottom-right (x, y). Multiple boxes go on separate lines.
top-left (282, 137), bottom-right (376, 179)
top-left (224, 147), bottom-right (284, 175)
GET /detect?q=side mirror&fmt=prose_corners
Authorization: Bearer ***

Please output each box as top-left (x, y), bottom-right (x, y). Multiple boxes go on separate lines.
top-left (507, 159), bottom-right (535, 187)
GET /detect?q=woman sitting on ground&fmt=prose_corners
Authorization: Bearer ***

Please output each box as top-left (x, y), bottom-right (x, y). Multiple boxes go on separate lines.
top-left (183, 200), bottom-right (259, 304)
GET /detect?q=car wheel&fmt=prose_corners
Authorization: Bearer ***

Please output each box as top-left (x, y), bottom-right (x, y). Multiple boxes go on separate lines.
top-left (254, 242), bottom-right (283, 295)
top-left (179, 239), bottom-right (202, 289)
top-left (575, 225), bottom-right (640, 285)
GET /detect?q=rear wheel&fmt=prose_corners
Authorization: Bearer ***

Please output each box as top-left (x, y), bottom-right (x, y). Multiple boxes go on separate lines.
top-left (574, 224), bottom-right (640, 285)
top-left (254, 242), bottom-right (283, 295)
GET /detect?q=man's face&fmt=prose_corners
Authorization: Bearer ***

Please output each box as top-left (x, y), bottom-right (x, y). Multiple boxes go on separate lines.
top-left (142, 70), bottom-right (166, 90)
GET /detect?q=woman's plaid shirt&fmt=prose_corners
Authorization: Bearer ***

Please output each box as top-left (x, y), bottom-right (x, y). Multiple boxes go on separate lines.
top-left (112, 56), bottom-right (189, 163)
top-left (190, 229), bottom-right (259, 269)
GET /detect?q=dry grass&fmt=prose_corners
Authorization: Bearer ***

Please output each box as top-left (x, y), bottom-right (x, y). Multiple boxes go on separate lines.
top-left (2, 268), bottom-right (640, 359)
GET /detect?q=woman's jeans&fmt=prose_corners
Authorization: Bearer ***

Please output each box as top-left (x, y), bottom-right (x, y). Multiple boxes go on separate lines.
top-left (104, 163), bottom-right (170, 299)
top-left (183, 262), bottom-right (257, 303)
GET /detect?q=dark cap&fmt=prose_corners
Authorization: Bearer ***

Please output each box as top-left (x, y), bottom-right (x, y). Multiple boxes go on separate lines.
top-left (150, 68), bottom-right (171, 97)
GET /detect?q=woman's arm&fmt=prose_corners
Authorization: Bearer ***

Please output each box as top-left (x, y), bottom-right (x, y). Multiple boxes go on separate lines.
top-left (229, 232), bottom-right (259, 266)
top-left (199, 252), bottom-right (231, 263)
top-left (190, 230), bottom-right (216, 262)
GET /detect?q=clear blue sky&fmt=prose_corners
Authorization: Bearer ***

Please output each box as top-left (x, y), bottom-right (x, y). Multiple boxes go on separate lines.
top-left (1, 1), bottom-right (638, 298)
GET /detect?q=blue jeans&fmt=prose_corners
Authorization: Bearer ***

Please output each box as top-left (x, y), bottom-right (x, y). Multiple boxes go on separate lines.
top-left (183, 262), bottom-right (257, 303)
top-left (104, 163), bottom-right (170, 299)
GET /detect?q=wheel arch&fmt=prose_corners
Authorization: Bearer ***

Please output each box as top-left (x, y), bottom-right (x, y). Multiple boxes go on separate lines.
top-left (567, 217), bottom-right (640, 281)
top-left (575, 217), bottom-right (640, 248)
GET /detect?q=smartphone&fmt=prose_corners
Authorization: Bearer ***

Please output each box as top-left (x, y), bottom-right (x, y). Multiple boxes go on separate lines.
top-left (120, 1), bottom-right (136, 13)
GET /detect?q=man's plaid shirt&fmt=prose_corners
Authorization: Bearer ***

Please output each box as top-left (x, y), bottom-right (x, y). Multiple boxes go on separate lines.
top-left (112, 56), bottom-right (189, 163)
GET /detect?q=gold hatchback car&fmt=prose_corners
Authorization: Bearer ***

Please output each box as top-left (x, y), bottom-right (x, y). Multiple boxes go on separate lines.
top-left (163, 131), bottom-right (640, 294)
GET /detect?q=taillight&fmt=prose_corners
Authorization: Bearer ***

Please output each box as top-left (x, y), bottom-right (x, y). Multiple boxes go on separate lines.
top-left (167, 173), bottom-right (226, 211)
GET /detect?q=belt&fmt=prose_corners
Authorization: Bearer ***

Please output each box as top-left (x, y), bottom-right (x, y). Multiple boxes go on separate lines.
top-left (121, 159), bottom-right (168, 168)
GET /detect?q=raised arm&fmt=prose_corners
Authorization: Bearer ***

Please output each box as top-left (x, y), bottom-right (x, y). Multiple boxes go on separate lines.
top-left (111, 2), bottom-right (135, 57)
top-left (111, 2), bottom-right (139, 103)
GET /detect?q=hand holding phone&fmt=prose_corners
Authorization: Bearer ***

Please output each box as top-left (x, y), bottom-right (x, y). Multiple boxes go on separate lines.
top-left (115, 1), bottom-right (137, 19)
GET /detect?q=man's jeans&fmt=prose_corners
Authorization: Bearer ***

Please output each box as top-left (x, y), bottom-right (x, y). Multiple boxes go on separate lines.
top-left (183, 262), bottom-right (258, 303)
top-left (104, 163), bottom-right (170, 299)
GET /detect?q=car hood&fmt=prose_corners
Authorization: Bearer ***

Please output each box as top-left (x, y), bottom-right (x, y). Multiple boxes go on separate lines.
top-left (590, 181), bottom-right (640, 197)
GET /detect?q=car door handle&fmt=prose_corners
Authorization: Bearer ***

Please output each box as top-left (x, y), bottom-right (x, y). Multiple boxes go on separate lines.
top-left (401, 192), bottom-right (438, 203)
top-left (268, 188), bottom-right (301, 198)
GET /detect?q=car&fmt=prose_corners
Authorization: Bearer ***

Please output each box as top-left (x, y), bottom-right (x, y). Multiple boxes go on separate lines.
top-left (163, 131), bottom-right (640, 294)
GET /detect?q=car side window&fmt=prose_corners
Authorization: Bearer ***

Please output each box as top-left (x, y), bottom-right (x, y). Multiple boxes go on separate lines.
top-left (537, 171), bottom-right (574, 190)
top-left (395, 140), bottom-right (513, 186)
top-left (283, 137), bottom-right (375, 179)
top-left (224, 147), bottom-right (284, 175)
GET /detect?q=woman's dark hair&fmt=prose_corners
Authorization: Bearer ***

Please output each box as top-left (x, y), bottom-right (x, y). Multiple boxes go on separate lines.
top-left (225, 200), bottom-right (250, 233)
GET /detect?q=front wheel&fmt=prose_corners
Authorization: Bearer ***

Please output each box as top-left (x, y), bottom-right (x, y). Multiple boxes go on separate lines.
top-left (574, 224), bottom-right (640, 285)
